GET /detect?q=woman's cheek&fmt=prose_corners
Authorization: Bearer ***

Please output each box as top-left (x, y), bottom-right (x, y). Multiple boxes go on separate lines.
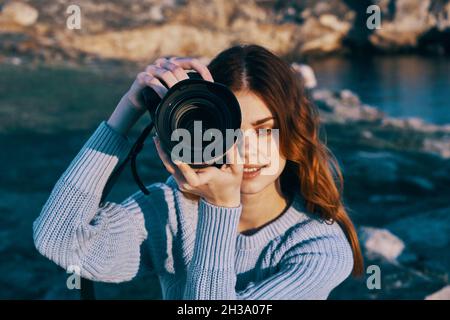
top-left (261, 155), bottom-right (285, 178)
top-left (260, 135), bottom-right (285, 177)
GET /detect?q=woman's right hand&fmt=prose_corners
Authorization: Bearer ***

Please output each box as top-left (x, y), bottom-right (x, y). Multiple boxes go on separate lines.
top-left (107, 57), bottom-right (214, 136)
top-left (126, 57), bottom-right (214, 112)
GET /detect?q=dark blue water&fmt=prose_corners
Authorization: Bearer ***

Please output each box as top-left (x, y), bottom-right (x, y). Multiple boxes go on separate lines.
top-left (309, 55), bottom-right (450, 125)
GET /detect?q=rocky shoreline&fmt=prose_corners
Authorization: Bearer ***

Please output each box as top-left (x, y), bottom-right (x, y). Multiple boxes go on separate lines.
top-left (1, 0), bottom-right (450, 65)
top-left (309, 86), bottom-right (450, 300)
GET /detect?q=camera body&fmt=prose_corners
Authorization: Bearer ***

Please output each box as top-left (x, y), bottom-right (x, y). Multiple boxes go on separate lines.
top-left (142, 72), bottom-right (242, 168)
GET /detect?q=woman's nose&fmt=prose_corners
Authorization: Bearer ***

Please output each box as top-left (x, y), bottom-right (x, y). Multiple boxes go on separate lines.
top-left (239, 129), bottom-right (259, 165)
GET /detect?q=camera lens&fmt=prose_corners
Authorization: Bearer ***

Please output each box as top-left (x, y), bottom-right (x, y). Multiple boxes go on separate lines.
top-left (144, 73), bottom-right (241, 168)
top-left (172, 100), bottom-right (222, 137)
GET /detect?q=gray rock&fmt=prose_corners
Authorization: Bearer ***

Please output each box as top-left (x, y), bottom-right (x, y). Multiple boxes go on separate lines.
top-left (425, 285), bottom-right (450, 300)
top-left (359, 227), bottom-right (405, 262)
top-left (312, 89), bottom-right (384, 123)
top-left (386, 207), bottom-right (450, 275)
top-left (387, 207), bottom-right (450, 250)
top-left (311, 88), bottom-right (450, 159)
top-left (291, 63), bottom-right (317, 89)
top-left (346, 151), bottom-right (400, 184)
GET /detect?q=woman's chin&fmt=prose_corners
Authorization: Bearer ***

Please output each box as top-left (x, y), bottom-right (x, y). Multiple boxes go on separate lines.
top-left (240, 179), bottom-right (265, 194)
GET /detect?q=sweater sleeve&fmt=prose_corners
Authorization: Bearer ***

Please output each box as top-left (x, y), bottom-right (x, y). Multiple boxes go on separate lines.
top-left (183, 199), bottom-right (354, 300)
top-left (32, 121), bottom-right (148, 283)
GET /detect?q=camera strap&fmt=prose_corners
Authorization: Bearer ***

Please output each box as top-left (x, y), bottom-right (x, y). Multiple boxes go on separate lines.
top-left (100, 122), bottom-right (154, 201)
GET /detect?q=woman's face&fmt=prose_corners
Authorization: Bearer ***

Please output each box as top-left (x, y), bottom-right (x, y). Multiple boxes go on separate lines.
top-left (233, 90), bottom-right (287, 194)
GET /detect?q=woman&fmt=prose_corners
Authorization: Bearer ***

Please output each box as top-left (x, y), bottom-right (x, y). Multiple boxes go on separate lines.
top-left (33, 44), bottom-right (363, 300)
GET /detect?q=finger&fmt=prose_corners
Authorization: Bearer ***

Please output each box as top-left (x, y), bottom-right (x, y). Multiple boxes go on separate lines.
top-left (226, 143), bottom-right (244, 174)
top-left (154, 57), bottom-right (169, 66)
top-left (153, 136), bottom-right (176, 175)
top-left (196, 166), bottom-right (219, 184)
top-left (146, 65), bottom-right (178, 88)
top-left (138, 72), bottom-right (167, 98)
top-left (173, 161), bottom-right (201, 187)
top-left (169, 58), bottom-right (214, 82)
top-left (154, 136), bottom-right (193, 189)
top-left (160, 61), bottom-right (189, 81)
top-left (172, 174), bottom-right (193, 192)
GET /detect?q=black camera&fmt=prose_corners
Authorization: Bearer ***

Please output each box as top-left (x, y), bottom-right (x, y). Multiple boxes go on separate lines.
top-left (141, 72), bottom-right (242, 168)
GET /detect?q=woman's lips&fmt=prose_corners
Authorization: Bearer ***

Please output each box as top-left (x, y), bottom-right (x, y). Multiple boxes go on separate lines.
top-left (242, 165), bottom-right (267, 179)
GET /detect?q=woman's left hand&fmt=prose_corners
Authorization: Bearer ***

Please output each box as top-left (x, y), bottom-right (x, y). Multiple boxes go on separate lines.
top-left (154, 136), bottom-right (243, 208)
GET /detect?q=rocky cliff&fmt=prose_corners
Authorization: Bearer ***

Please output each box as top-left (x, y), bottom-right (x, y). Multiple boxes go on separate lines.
top-left (1, 0), bottom-right (450, 64)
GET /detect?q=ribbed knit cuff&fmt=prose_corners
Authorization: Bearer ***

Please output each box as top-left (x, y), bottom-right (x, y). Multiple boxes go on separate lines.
top-left (122, 195), bottom-right (149, 243)
top-left (191, 198), bottom-right (242, 270)
top-left (62, 121), bottom-right (133, 195)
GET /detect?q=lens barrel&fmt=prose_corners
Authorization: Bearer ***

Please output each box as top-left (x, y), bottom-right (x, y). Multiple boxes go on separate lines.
top-left (142, 72), bottom-right (241, 168)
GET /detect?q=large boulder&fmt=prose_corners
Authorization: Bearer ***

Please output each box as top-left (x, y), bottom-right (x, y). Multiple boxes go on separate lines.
top-left (291, 63), bottom-right (317, 89)
top-left (369, 0), bottom-right (432, 50)
top-left (387, 206), bottom-right (450, 274)
top-left (312, 89), bottom-right (384, 123)
top-left (0, 1), bottom-right (39, 27)
top-left (298, 14), bottom-right (352, 55)
top-left (358, 227), bottom-right (405, 261)
top-left (370, 0), bottom-right (450, 53)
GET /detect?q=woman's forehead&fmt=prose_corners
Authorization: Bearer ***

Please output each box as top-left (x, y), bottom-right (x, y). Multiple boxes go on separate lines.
top-left (233, 90), bottom-right (273, 125)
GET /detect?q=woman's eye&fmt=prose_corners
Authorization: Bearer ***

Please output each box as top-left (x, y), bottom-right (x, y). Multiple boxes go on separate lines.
top-left (257, 128), bottom-right (273, 136)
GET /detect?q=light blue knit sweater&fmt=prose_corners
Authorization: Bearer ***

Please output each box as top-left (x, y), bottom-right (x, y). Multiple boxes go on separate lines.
top-left (33, 121), bottom-right (354, 300)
